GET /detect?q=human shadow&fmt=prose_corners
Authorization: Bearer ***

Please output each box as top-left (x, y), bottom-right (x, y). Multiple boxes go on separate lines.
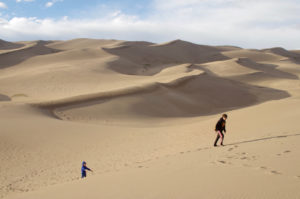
top-left (226, 133), bottom-right (300, 146)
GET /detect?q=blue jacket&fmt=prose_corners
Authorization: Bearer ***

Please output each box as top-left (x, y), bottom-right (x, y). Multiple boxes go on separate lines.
top-left (81, 161), bottom-right (91, 174)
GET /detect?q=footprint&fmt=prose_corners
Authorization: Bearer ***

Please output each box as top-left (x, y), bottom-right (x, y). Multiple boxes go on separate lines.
top-left (228, 147), bottom-right (234, 151)
top-left (218, 160), bottom-right (226, 164)
top-left (138, 165), bottom-right (143, 168)
top-left (283, 150), bottom-right (291, 153)
top-left (242, 164), bottom-right (251, 167)
top-left (260, 166), bottom-right (267, 170)
top-left (270, 170), bottom-right (281, 175)
top-left (180, 151), bottom-right (185, 154)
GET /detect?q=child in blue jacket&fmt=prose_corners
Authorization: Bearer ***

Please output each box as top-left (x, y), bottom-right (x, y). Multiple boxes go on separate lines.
top-left (81, 161), bottom-right (93, 178)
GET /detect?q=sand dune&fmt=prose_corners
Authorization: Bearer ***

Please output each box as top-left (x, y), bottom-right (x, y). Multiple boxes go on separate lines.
top-left (199, 58), bottom-right (258, 77)
top-left (263, 47), bottom-right (300, 63)
top-left (1, 38), bottom-right (300, 199)
top-left (48, 73), bottom-right (288, 124)
top-left (222, 49), bottom-right (284, 62)
top-left (0, 41), bottom-right (61, 69)
top-left (236, 57), bottom-right (299, 79)
top-left (103, 39), bottom-right (229, 75)
top-left (0, 40), bottom-right (24, 50)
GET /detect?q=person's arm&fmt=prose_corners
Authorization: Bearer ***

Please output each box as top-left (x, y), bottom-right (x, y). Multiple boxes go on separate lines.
top-left (84, 166), bottom-right (93, 172)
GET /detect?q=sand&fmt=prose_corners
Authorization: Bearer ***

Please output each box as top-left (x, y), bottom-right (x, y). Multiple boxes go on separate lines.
top-left (0, 38), bottom-right (300, 199)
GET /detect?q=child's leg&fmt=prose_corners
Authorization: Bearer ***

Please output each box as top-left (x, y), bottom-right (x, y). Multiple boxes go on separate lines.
top-left (219, 131), bottom-right (224, 145)
top-left (214, 131), bottom-right (221, 146)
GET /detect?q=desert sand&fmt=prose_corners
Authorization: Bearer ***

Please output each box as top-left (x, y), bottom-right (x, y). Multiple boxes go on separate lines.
top-left (0, 38), bottom-right (300, 199)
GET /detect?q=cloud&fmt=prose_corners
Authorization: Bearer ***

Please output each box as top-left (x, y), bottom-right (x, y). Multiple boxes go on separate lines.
top-left (45, 2), bottom-right (53, 7)
top-left (45, 0), bottom-right (63, 8)
top-left (16, 0), bottom-right (35, 2)
top-left (0, 0), bottom-right (300, 49)
top-left (0, 2), bottom-right (7, 9)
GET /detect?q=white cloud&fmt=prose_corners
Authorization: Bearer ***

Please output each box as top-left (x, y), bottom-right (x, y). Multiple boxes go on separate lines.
top-left (16, 0), bottom-right (35, 2)
top-left (45, 0), bottom-right (63, 8)
top-left (45, 2), bottom-right (53, 7)
top-left (0, 2), bottom-right (7, 9)
top-left (0, 0), bottom-right (300, 49)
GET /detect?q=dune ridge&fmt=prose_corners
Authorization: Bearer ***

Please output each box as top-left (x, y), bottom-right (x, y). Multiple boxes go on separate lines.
top-left (43, 73), bottom-right (289, 124)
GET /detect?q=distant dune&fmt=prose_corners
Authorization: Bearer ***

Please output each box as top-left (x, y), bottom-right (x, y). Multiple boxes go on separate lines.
top-left (103, 39), bottom-right (229, 75)
top-left (262, 47), bottom-right (300, 63)
top-left (1, 38), bottom-right (300, 199)
top-left (0, 39), bottom-right (24, 50)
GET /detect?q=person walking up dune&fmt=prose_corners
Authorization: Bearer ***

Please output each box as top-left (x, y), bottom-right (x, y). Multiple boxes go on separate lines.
top-left (214, 114), bottom-right (228, 147)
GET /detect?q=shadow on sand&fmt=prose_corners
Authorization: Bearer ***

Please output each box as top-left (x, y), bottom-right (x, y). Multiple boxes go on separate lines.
top-left (226, 133), bottom-right (300, 146)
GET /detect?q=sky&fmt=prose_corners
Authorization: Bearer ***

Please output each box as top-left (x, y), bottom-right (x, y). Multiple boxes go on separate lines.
top-left (0, 0), bottom-right (300, 49)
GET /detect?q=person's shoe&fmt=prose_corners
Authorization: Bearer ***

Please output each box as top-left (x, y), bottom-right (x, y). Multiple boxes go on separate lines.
top-left (214, 144), bottom-right (217, 147)
top-left (221, 143), bottom-right (224, 146)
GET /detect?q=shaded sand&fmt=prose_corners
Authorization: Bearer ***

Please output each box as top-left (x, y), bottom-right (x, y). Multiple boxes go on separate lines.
top-left (0, 41), bottom-right (60, 69)
top-left (103, 39), bottom-right (229, 75)
top-left (0, 94), bottom-right (10, 101)
top-left (0, 40), bottom-right (24, 51)
top-left (49, 73), bottom-right (288, 124)
top-left (0, 39), bottom-right (300, 199)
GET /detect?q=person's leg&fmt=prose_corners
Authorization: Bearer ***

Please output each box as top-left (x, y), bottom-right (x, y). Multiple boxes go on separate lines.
top-left (214, 131), bottom-right (221, 146)
top-left (82, 171), bottom-right (86, 178)
top-left (220, 131), bottom-right (224, 145)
